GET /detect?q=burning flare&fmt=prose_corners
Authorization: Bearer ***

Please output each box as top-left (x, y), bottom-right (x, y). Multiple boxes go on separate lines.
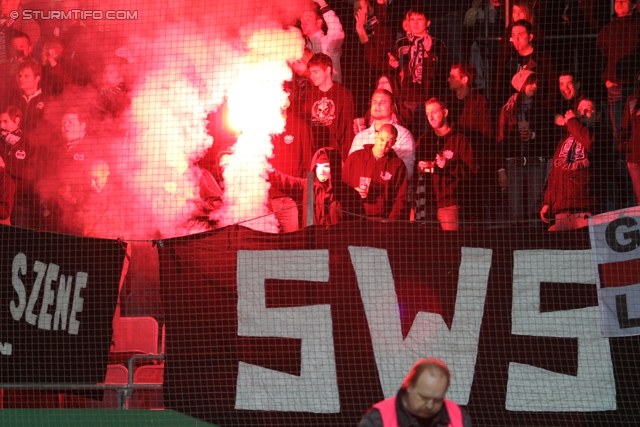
top-left (212, 24), bottom-right (304, 233)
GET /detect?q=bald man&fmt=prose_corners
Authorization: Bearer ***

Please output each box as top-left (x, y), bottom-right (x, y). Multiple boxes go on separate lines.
top-left (359, 358), bottom-right (472, 427)
top-left (343, 123), bottom-right (408, 221)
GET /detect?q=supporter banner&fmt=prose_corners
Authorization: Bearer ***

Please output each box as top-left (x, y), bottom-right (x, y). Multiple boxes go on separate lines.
top-left (0, 225), bottom-right (125, 384)
top-left (589, 207), bottom-right (640, 337)
top-left (160, 222), bottom-right (640, 427)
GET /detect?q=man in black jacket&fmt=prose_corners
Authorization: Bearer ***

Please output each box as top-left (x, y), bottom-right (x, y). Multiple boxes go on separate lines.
top-left (494, 19), bottom-right (556, 110)
top-left (415, 97), bottom-right (475, 230)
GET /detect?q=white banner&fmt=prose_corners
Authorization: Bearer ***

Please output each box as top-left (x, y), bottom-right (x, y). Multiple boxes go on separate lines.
top-left (589, 207), bottom-right (640, 337)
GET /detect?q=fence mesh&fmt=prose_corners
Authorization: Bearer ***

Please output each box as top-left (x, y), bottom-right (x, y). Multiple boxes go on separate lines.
top-left (1, 0), bottom-right (640, 426)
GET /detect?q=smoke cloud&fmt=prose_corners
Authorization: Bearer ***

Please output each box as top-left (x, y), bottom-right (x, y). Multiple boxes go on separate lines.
top-left (31, 0), bottom-right (309, 238)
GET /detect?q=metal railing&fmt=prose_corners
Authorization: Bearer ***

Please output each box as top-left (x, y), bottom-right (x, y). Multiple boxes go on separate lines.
top-left (0, 354), bottom-right (164, 410)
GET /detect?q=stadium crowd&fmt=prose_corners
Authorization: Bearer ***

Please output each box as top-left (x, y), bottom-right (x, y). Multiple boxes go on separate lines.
top-left (1, 0), bottom-right (639, 234)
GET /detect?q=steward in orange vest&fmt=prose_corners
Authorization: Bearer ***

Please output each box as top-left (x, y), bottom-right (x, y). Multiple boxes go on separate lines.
top-left (358, 358), bottom-right (472, 427)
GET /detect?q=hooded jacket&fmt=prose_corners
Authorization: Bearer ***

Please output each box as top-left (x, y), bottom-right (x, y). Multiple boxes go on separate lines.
top-left (268, 147), bottom-right (363, 227)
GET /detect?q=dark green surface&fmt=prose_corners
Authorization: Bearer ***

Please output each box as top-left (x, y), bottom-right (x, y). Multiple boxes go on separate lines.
top-left (0, 409), bottom-right (219, 427)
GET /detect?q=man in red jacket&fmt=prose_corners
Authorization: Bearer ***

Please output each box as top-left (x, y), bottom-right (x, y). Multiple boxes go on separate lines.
top-left (540, 97), bottom-right (601, 231)
top-left (358, 358), bottom-right (472, 427)
top-left (343, 123), bottom-right (408, 221)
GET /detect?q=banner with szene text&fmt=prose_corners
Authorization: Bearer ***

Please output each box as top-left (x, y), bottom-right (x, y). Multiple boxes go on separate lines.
top-left (0, 225), bottom-right (125, 385)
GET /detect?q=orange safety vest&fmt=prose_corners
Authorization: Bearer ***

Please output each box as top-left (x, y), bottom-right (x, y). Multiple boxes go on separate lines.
top-left (373, 396), bottom-right (463, 427)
